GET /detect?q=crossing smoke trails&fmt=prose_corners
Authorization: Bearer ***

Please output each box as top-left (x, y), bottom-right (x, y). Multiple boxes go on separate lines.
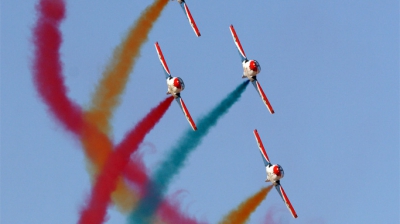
top-left (78, 96), bottom-right (174, 224)
top-left (129, 81), bottom-right (250, 223)
top-left (32, 0), bottom-right (203, 223)
top-left (82, 0), bottom-right (169, 212)
top-left (32, 1), bottom-right (273, 223)
top-left (219, 185), bottom-right (273, 224)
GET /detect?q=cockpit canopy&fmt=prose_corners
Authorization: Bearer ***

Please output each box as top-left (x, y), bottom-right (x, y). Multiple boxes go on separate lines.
top-left (274, 164), bottom-right (284, 178)
top-left (249, 60), bottom-right (261, 72)
top-left (176, 77), bottom-right (185, 90)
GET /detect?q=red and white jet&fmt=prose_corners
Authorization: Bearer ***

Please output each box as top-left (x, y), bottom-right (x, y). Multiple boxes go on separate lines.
top-left (155, 42), bottom-right (197, 131)
top-left (176, 0), bottom-right (201, 37)
top-left (229, 25), bottom-right (274, 114)
top-left (253, 129), bottom-right (298, 218)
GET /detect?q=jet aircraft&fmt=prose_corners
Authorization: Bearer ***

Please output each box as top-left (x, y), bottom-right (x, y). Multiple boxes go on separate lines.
top-left (175, 0), bottom-right (201, 37)
top-left (155, 42), bottom-right (197, 131)
top-left (229, 25), bottom-right (274, 114)
top-left (253, 129), bottom-right (298, 218)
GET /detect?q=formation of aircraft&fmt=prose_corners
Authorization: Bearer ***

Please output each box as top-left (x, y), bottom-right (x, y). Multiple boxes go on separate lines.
top-left (229, 25), bottom-right (275, 114)
top-left (153, 5), bottom-right (298, 217)
top-left (175, 0), bottom-right (201, 37)
top-left (253, 129), bottom-right (298, 218)
top-left (154, 42), bottom-right (197, 131)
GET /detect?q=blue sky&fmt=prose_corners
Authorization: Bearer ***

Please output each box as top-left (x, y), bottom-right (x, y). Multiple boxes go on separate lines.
top-left (1, 1), bottom-right (398, 223)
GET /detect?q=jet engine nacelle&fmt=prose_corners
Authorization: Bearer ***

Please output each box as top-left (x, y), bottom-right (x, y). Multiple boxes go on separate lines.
top-left (266, 164), bottom-right (284, 184)
top-left (167, 77), bottom-right (185, 97)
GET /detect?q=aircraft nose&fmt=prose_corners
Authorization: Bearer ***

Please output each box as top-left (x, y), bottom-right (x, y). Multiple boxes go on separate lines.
top-left (173, 78), bottom-right (182, 89)
top-left (249, 60), bottom-right (258, 71)
top-left (273, 165), bottom-right (281, 176)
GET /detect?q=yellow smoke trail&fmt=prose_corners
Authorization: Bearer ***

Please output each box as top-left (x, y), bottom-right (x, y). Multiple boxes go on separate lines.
top-left (86, 0), bottom-right (169, 134)
top-left (219, 185), bottom-right (274, 224)
top-left (81, 0), bottom-right (169, 213)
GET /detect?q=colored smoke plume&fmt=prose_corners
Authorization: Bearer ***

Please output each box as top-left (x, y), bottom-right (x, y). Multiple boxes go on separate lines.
top-left (129, 81), bottom-right (250, 223)
top-left (157, 191), bottom-right (206, 224)
top-left (32, 0), bottom-right (203, 222)
top-left (262, 206), bottom-right (284, 224)
top-left (78, 96), bottom-right (173, 224)
top-left (219, 185), bottom-right (273, 224)
top-left (32, 0), bottom-right (83, 135)
top-left (85, 0), bottom-right (169, 135)
top-left (82, 0), bottom-right (169, 212)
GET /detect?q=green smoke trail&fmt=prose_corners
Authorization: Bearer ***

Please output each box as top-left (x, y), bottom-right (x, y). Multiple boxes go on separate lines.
top-left (129, 81), bottom-right (250, 223)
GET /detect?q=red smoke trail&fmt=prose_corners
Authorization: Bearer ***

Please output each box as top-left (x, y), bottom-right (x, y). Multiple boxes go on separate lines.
top-left (32, 1), bottom-right (202, 222)
top-left (78, 96), bottom-right (173, 224)
top-left (32, 0), bottom-right (83, 135)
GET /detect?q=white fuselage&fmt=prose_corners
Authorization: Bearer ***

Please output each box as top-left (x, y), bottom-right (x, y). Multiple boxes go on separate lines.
top-left (167, 77), bottom-right (185, 98)
top-left (266, 164), bottom-right (284, 185)
top-left (242, 59), bottom-right (261, 80)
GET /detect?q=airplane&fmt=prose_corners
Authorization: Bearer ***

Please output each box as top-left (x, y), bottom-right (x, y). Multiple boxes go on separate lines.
top-left (175, 0), bottom-right (201, 37)
top-left (229, 25), bottom-right (275, 114)
top-left (154, 42), bottom-right (197, 131)
top-left (253, 129), bottom-right (298, 218)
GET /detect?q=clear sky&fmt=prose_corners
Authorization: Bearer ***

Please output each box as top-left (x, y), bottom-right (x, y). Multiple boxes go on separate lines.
top-left (1, 1), bottom-right (399, 223)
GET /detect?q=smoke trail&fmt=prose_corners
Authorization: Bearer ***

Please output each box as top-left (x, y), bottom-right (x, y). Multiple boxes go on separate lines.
top-left (32, 1), bottom-right (203, 222)
top-left (219, 185), bottom-right (273, 224)
top-left (157, 191), bottom-right (206, 224)
top-left (82, 0), bottom-right (169, 212)
top-left (32, 0), bottom-right (83, 135)
top-left (86, 0), bottom-right (169, 135)
top-left (81, 0), bottom-right (168, 212)
top-left (78, 96), bottom-right (173, 224)
top-left (262, 207), bottom-right (283, 224)
top-left (129, 81), bottom-right (250, 223)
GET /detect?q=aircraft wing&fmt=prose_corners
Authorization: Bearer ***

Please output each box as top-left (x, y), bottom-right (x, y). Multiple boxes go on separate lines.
top-left (155, 42), bottom-right (172, 79)
top-left (275, 184), bottom-right (298, 218)
top-left (251, 80), bottom-right (275, 114)
top-left (179, 1), bottom-right (201, 37)
top-left (175, 96), bottom-right (197, 131)
top-left (253, 129), bottom-right (271, 166)
top-left (229, 25), bottom-right (247, 62)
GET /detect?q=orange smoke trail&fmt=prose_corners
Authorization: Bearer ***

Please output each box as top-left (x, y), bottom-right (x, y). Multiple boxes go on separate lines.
top-left (86, 0), bottom-right (169, 134)
top-left (81, 0), bottom-right (169, 213)
top-left (219, 185), bottom-right (273, 224)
